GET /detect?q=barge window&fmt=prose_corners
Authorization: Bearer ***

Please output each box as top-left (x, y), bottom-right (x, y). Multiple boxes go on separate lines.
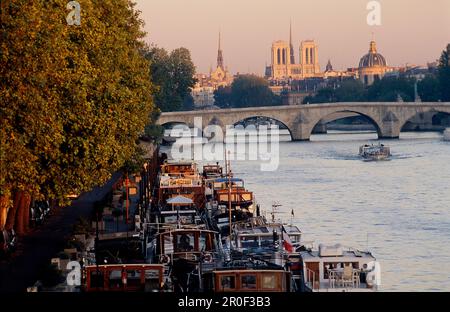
top-left (241, 275), bottom-right (257, 290)
top-left (220, 275), bottom-right (235, 290)
top-left (241, 236), bottom-right (259, 248)
top-left (260, 238), bottom-right (273, 248)
top-left (262, 273), bottom-right (277, 290)
top-left (108, 270), bottom-right (123, 289)
top-left (127, 269), bottom-right (142, 288)
top-left (199, 234), bottom-right (208, 251)
top-left (176, 234), bottom-right (194, 252)
top-left (89, 271), bottom-right (104, 289)
top-left (145, 269), bottom-right (161, 291)
top-left (163, 235), bottom-right (173, 254)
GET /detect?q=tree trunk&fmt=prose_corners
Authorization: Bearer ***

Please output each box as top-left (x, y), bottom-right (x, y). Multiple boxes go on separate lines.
top-left (14, 192), bottom-right (25, 234)
top-left (5, 191), bottom-right (20, 231)
top-left (0, 194), bottom-right (11, 230)
top-left (15, 192), bottom-right (31, 235)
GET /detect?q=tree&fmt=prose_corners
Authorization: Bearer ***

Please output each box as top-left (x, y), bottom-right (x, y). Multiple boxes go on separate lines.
top-left (367, 76), bottom-right (415, 102)
top-left (303, 88), bottom-right (336, 104)
top-left (214, 86), bottom-right (232, 108)
top-left (334, 79), bottom-right (367, 102)
top-left (144, 46), bottom-right (196, 111)
top-left (229, 75), bottom-right (281, 108)
top-left (1, 0), bottom-right (155, 233)
top-left (182, 94), bottom-right (195, 111)
top-left (438, 44), bottom-right (450, 101)
top-left (418, 75), bottom-right (440, 102)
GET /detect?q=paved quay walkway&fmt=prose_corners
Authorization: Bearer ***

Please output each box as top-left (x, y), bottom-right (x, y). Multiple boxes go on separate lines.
top-left (0, 172), bottom-right (122, 292)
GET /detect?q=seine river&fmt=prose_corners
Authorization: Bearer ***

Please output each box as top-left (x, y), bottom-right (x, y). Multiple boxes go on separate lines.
top-left (163, 130), bottom-right (450, 291)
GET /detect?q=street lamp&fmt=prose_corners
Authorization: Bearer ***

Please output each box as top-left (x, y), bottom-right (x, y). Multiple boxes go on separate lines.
top-left (125, 175), bottom-right (130, 224)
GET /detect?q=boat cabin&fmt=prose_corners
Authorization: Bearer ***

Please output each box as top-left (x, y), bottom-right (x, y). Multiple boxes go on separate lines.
top-left (233, 218), bottom-right (301, 251)
top-left (156, 195), bottom-right (200, 226)
top-left (210, 177), bottom-right (245, 191)
top-left (300, 244), bottom-right (380, 292)
top-left (211, 178), bottom-right (254, 208)
top-left (160, 161), bottom-right (198, 177)
top-left (83, 264), bottom-right (166, 292)
top-left (203, 164), bottom-right (223, 179)
top-left (154, 229), bottom-right (218, 264)
top-left (232, 220), bottom-right (302, 266)
top-left (203, 270), bottom-right (292, 292)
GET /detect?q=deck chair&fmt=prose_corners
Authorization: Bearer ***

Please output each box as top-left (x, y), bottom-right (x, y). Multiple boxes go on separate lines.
top-left (341, 265), bottom-right (354, 288)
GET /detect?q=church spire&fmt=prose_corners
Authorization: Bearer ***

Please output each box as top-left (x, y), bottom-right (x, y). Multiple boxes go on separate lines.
top-left (289, 21), bottom-right (295, 64)
top-left (217, 31), bottom-right (224, 70)
top-left (326, 59), bottom-right (333, 72)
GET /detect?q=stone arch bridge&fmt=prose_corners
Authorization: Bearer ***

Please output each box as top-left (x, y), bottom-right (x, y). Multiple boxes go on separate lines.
top-left (157, 102), bottom-right (450, 141)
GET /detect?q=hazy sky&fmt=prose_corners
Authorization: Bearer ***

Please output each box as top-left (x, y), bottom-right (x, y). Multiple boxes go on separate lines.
top-left (135, 0), bottom-right (450, 75)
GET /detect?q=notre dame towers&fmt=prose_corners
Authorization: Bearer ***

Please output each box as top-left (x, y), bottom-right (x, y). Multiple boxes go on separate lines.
top-left (267, 26), bottom-right (321, 80)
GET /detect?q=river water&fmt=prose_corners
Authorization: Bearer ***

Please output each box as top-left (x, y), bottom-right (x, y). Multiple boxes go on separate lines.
top-left (162, 130), bottom-right (450, 291)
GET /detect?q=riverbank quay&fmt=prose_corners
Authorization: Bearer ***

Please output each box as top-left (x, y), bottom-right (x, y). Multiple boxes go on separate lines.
top-left (0, 172), bottom-right (122, 292)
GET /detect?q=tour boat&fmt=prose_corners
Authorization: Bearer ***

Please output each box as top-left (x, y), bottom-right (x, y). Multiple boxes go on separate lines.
top-left (359, 143), bottom-right (391, 160)
top-left (443, 128), bottom-right (450, 141)
top-left (298, 243), bottom-right (381, 292)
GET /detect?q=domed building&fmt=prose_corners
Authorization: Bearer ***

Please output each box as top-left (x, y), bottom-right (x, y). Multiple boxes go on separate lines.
top-left (358, 40), bottom-right (389, 85)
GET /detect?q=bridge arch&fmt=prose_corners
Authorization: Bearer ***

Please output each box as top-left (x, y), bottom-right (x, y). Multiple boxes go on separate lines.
top-left (400, 110), bottom-right (450, 133)
top-left (306, 109), bottom-right (383, 140)
top-left (231, 115), bottom-right (293, 141)
top-left (160, 121), bottom-right (192, 129)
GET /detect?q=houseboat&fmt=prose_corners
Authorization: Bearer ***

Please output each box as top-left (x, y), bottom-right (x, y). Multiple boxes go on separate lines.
top-left (205, 177), bottom-right (255, 235)
top-left (299, 243), bottom-right (381, 292)
top-left (83, 264), bottom-right (168, 292)
top-left (154, 161), bottom-right (206, 215)
top-left (203, 268), bottom-right (293, 292)
top-left (147, 228), bottom-right (223, 292)
top-left (231, 217), bottom-right (302, 266)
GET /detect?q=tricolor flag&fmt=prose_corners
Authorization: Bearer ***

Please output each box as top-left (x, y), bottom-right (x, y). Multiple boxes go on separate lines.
top-left (282, 226), bottom-right (294, 253)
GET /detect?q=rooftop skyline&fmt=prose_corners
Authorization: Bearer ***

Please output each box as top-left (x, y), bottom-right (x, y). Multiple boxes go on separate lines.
top-left (135, 0), bottom-right (450, 75)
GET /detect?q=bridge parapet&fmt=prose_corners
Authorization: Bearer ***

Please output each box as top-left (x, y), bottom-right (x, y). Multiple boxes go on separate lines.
top-left (157, 103), bottom-right (450, 141)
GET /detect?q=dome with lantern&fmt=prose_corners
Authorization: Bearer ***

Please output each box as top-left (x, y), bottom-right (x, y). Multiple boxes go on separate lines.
top-left (359, 41), bottom-right (387, 68)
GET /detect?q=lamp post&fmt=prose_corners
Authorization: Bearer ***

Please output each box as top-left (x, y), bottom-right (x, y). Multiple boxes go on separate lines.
top-left (94, 201), bottom-right (101, 288)
top-left (125, 175), bottom-right (130, 224)
top-left (227, 151), bottom-right (232, 238)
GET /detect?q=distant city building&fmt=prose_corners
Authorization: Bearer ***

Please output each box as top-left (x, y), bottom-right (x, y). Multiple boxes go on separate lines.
top-left (323, 60), bottom-right (357, 79)
top-left (325, 59), bottom-right (333, 72)
top-left (209, 32), bottom-right (233, 88)
top-left (266, 24), bottom-right (322, 81)
top-left (385, 63), bottom-right (437, 82)
top-left (358, 40), bottom-right (390, 85)
top-left (191, 32), bottom-right (233, 109)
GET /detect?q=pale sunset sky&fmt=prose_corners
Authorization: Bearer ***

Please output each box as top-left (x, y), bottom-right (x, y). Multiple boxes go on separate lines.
top-left (135, 0), bottom-right (450, 75)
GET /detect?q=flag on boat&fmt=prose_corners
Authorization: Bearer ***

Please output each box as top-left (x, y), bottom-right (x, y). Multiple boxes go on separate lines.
top-left (282, 226), bottom-right (294, 252)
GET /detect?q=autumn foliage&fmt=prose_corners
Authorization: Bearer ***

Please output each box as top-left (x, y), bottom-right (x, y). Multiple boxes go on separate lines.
top-left (0, 1), bottom-right (155, 233)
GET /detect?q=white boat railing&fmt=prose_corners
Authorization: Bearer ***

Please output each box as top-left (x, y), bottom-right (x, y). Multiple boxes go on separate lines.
top-left (305, 268), bottom-right (318, 291)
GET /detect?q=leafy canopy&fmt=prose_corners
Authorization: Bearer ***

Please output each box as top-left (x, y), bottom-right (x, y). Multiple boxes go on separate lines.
top-left (0, 0), bottom-right (155, 203)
